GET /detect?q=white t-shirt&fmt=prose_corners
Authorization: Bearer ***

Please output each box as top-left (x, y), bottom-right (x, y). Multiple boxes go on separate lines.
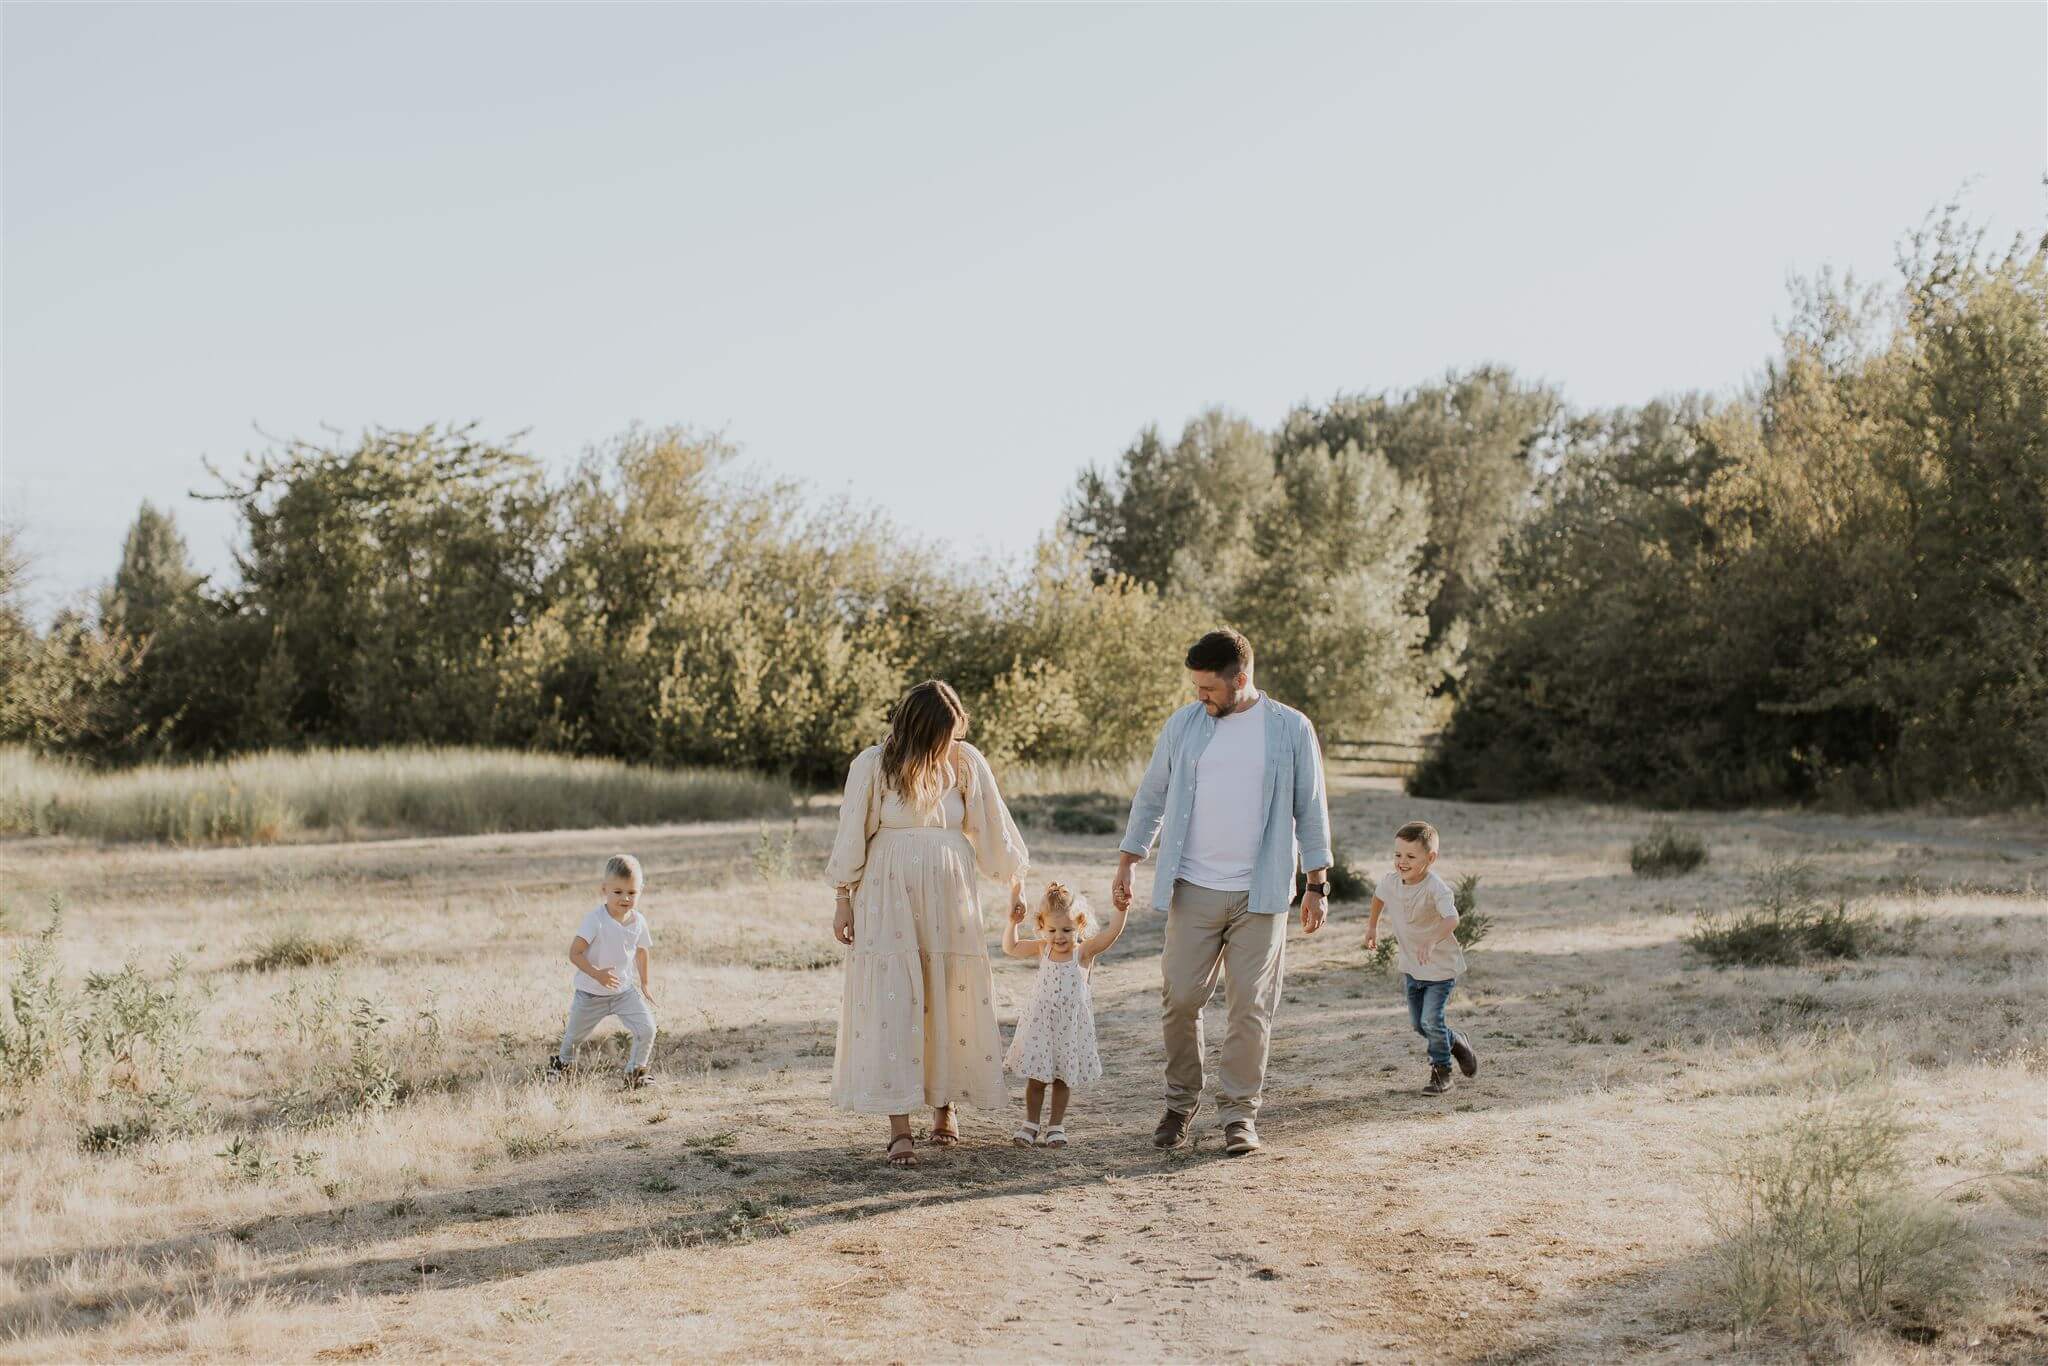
top-left (1179, 695), bottom-right (1268, 893)
top-left (572, 905), bottom-right (652, 995)
top-left (1375, 870), bottom-right (1464, 981)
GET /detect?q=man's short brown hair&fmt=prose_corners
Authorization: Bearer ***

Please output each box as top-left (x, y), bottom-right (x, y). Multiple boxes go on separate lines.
top-left (1185, 628), bottom-right (1253, 678)
top-left (1394, 820), bottom-right (1439, 854)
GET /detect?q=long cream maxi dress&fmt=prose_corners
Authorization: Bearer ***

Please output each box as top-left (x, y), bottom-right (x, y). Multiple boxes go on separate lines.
top-left (826, 741), bottom-right (1029, 1115)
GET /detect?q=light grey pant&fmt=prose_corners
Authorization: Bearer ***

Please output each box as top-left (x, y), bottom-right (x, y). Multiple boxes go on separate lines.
top-left (1161, 880), bottom-right (1288, 1124)
top-left (557, 987), bottom-right (657, 1072)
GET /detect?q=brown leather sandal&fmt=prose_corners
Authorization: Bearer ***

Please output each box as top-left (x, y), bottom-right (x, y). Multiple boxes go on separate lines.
top-left (886, 1133), bottom-right (918, 1167)
top-left (928, 1107), bottom-right (959, 1146)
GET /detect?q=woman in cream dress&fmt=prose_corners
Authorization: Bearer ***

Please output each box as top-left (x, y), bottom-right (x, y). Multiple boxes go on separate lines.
top-left (828, 680), bottom-right (1029, 1167)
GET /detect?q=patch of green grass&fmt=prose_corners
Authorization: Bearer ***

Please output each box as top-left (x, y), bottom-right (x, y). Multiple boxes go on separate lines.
top-left (1687, 859), bottom-right (1910, 967)
top-left (1631, 822), bottom-right (1709, 878)
top-left (1009, 791), bottom-right (1123, 836)
top-left (242, 925), bottom-right (363, 972)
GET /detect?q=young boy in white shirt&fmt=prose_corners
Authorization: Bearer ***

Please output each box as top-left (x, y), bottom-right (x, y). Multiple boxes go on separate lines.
top-left (549, 854), bottom-right (658, 1089)
top-left (1364, 821), bottom-right (1478, 1095)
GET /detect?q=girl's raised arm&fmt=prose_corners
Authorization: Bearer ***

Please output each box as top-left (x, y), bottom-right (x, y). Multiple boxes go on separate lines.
top-left (1080, 903), bottom-right (1129, 965)
top-left (1001, 903), bottom-right (1040, 960)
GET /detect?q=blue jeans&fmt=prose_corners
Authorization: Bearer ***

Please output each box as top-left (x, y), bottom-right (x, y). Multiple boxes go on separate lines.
top-left (557, 987), bottom-right (657, 1072)
top-left (1403, 974), bottom-right (1460, 1068)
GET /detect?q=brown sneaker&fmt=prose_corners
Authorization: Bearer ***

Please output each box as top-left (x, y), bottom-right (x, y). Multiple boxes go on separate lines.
top-left (1223, 1120), bottom-right (1261, 1156)
top-left (1423, 1064), bottom-right (1452, 1095)
top-left (1153, 1104), bottom-right (1199, 1149)
top-left (1450, 1032), bottom-right (1479, 1078)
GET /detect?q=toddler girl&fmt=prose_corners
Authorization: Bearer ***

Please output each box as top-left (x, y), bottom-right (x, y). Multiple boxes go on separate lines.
top-left (1001, 881), bottom-right (1126, 1147)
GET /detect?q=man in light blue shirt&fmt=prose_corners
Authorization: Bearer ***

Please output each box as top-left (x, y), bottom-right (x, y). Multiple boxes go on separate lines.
top-left (1113, 628), bottom-right (1333, 1156)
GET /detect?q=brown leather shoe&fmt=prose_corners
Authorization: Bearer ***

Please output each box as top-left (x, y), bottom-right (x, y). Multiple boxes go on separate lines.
top-left (1423, 1064), bottom-right (1453, 1095)
top-left (1223, 1120), bottom-right (1261, 1156)
top-left (1153, 1104), bottom-right (1199, 1149)
top-left (1450, 1032), bottom-right (1478, 1078)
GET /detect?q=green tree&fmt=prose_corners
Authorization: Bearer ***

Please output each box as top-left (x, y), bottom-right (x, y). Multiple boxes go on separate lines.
top-left (208, 424), bottom-right (557, 747)
top-left (1063, 408), bottom-right (1270, 605)
top-left (100, 502), bottom-right (203, 641)
top-left (1229, 442), bottom-right (1436, 736)
top-left (1280, 367), bottom-right (1563, 648)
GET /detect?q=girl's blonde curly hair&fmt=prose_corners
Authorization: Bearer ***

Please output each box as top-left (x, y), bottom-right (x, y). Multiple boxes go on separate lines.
top-left (1033, 880), bottom-right (1093, 935)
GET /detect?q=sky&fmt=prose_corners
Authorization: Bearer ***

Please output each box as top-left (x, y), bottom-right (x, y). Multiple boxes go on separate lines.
top-left (4, 3), bottom-right (2043, 617)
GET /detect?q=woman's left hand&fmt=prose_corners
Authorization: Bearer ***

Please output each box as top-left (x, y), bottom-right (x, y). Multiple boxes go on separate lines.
top-left (1009, 882), bottom-right (1028, 920)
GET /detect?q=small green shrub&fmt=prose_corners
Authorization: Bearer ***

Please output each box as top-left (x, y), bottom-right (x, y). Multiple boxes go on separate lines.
top-left (1011, 792), bottom-right (1123, 836)
top-left (502, 1124), bottom-right (569, 1161)
top-left (79, 1116), bottom-right (156, 1153)
top-left (243, 925), bottom-right (362, 972)
top-left (1452, 873), bottom-right (1490, 948)
top-left (1632, 823), bottom-right (1709, 878)
top-left (217, 1135), bottom-right (280, 1182)
top-left (338, 998), bottom-right (401, 1112)
top-left (1687, 858), bottom-right (1900, 967)
top-left (721, 1195), bottom-right (791, 1242)
top-left (0, 899), bottom-right (74, 1083)
top-left (751, 821), bottom-right (800, 881)
top-left (1708, 1094), bottom-right (1977, 1336)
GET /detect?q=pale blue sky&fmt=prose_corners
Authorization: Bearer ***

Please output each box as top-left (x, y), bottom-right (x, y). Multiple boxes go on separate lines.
top-left (4, 3), bottom-right (2043, 614)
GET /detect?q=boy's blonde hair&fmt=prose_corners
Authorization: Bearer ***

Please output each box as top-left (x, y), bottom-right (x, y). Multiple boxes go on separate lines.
top-left (1394, 820), bottom-right (1439, 854)
top-left (602, 854), bottom-right (644, 884)
top-left (1034, 881), bottom-right (1093, 935)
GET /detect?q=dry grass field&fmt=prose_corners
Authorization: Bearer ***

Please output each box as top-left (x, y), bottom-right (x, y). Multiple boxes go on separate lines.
top-left (2, 777), bottom-right (2044, 1363)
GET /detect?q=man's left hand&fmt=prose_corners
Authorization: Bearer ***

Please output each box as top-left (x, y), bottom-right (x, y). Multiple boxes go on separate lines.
top-left (1301, 889), bottom-right (1327, 935)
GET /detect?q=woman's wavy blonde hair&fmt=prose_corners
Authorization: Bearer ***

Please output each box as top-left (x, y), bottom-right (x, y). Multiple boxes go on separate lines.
top-left (1033, 880), bottom-right (1093, 935)
top-left (881, 680), bottom-right (968, 814)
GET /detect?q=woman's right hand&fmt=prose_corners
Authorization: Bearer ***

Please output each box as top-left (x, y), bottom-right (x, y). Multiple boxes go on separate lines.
top-left (833, 901), bottom-right (855, 946)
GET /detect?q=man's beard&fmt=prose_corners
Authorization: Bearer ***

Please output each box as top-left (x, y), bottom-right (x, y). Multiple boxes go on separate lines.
top-left (1206, 683), bottom-right (1242, 716)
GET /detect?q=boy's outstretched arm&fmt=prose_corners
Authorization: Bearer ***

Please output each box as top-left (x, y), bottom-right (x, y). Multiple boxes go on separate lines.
top-left (1081, 903), bottom-right (1129, 964)
top-left (1363, 897), bottom-right (1384, 950)
top-left (636, 945), bottom-right (653, 1001)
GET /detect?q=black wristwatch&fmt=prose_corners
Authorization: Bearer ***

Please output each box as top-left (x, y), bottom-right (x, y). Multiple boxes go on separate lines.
top-left (1305, 881), bottom-right (1328, 898)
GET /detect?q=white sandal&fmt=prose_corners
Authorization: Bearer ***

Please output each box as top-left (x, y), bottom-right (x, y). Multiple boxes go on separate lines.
top-left (1041, 1124), bottom-right (1068, 1148)
top-left (1012, 1121), bottom-right (1041, 1148)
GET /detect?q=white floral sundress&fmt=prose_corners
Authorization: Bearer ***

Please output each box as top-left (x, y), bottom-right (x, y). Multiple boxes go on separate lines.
top-left (1003, 946), bottom-right (1102, 1088)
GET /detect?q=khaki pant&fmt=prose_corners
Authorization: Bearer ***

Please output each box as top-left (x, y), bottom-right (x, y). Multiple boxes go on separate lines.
top-left (1160, 880), bottom-right (1287, 1124)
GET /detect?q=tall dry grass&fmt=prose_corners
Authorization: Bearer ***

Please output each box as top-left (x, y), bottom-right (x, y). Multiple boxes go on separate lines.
top-left (0, 746), bottom-right (791, 845)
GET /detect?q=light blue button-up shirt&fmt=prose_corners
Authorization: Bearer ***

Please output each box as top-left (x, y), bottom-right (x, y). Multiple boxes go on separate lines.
top-left (1120, 695), bottom-right (1334, 917)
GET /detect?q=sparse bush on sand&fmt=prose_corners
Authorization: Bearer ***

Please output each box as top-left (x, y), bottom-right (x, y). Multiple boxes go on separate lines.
top-left (1707, 1093), bottom-right (1978, 1338)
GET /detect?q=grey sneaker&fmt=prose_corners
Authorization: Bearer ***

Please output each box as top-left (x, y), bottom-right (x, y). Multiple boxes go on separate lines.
top-left (1450, 1032), bottom-right (1479, 1078)
top-left (545, 1053), bottom-right (571, 1081)
top-left (1423, 1064), bottom-right (1453, 1095)
top-left (625, 1066), bottom-right (656, 1090)
top-left (1222, 1120), bottom-right (1261, 1156)
top-left (1153, 1104), bottom-right (1199, 1149)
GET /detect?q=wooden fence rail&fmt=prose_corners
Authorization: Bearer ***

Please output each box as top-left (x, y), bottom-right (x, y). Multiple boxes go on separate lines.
top-left (1322, 733), bottom-right (1438, 778)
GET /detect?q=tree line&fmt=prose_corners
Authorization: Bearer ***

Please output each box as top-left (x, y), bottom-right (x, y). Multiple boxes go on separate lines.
top-left (3, 207), bottom-right (2042, 804)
